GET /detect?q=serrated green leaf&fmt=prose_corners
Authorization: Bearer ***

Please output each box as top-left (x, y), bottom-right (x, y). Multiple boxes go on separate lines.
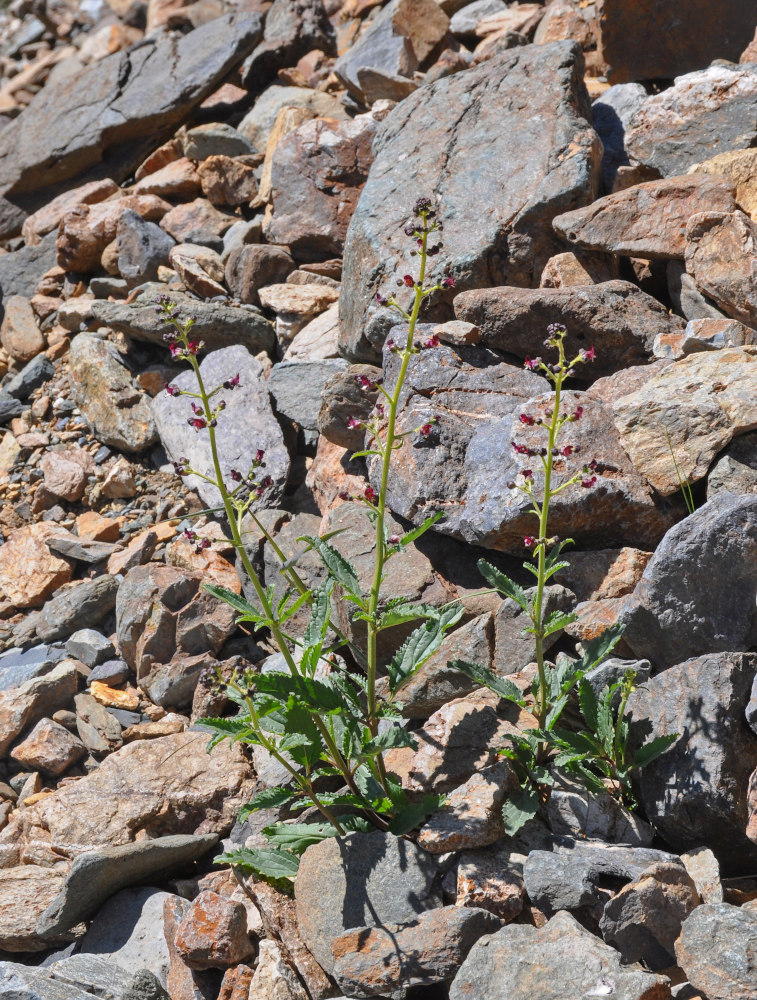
top-left (377, 602), bottom-right (434, 630)
top-left (303, 580), bottom-right (334, 649)
top-left (632, 733), bottom-right (678, 768)
top-left (195, 715), bottom-right (252, 749)
top-left (299, 535), bottom-right (361, 598)
top-left (254, 672), bottom-right (346, 714)
top-left (542, 610), bottom-right (579, 638)
top-left (263, 821), bottom-right (338, 853)
top-left (502, 783), bottom-right (539, 835)
top-left (578, 678), bottom-right (599, 732)
top-left (399, 511), bottom-right (444, 547)
top-left (238, 786), bottom-right (297, 820)
top-left (362, 727), bottom-right (418, 754)
top-left (387, 794), bottom-right (444, 836)
top-left (574, 623), bottom-right (625, 674)
top-left (387, 604), bottom-right (463, 695)
top-left (446, 659), bottom-right (525, 705)
top-left (477, 559), bottom-right (530, 612)
top-left (566, 761), bottom-right (608, 798)
top-left (217, 846), bottom-right (300, 879)
top-left (596, 689), bottom-right (615, 754)
top-left (354, 764), bottom-right (384, 804)
top-left (201, 584), bottom-right (264, 622)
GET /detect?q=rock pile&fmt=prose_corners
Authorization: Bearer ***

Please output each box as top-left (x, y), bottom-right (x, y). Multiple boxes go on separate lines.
top-left (0, 0), bottom-right (754, 997)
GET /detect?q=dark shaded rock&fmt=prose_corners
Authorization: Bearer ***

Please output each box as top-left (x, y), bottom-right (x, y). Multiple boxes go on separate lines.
top-left (68, 333), bottom-right (157, 453)
top-left (152, 344), bottom-right (288, 511)
top-left (0, 643), bottom-right (66, 691)
top-left (544, 771), bottom-right (653, 846)
top-left (625, 63), bottom-right (757, 178)
top-left (0, 233), bottom-right (57, 320)
top-left (267, 359), bottom-right (348, 434)
top-left (65, 629), bottom-right (114, 668)
top-left (371, 337), bottom-right (674, 555)
top-left (591, 83), bottom-right (647, 191)
top-left (6, 354), bottom-right (55, 400)
top-left (294, 831), bottom-right (441, 975)
top-left (553, 175), bottom-right (735, 260)
top-left (49, 955), bottom-right (170, 1000)
top-left (0, 15), bottom-right (264, 211)
top-left (0, 392), bottom-right (25, 424)
top-left (667, 259), bottom-right (727, 322)
top-left (241, 0), bottom-right (335, 89)
top-left (599, 861), bottom-right (699, 971)
top-left (224, 244), bottom-right (295, 306)
top-left (332, 906), bottom-right (503, 999)
top-left (627, 651), bottom-right (757, 873)
top-left (316, 363), bottom-right (382, 450)
top-left (619, 493), bottom-right (757, 666)
top-left (264, 114), bottom-right (376, 259)
top-left (598, 0), bottom-right (757, 84)
top-left (37, 835), bottom-right (218, 937)
top-left (449, 909), bottom-right (670, 1000)
top-left (117, 209), bottom-right (175, 286)
top-left (339, 41), bottom-right (601, 361)
top-left (13, 576), bottom-right (119, 648)
top-left (675, 903), bottom-right (757, 1000)
top-left (90, 287), bottom-right (274, 355)
top-left (454, 281), bottom-right (684, 379)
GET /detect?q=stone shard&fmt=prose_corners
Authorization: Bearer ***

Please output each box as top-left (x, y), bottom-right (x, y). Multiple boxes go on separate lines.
top-left (619, 493), bottom-right (757, 666)
top-left (627, 651), bottom-right (757, 873)
top-left (553, 174), bottom-right (735, 260)
top-left (0, 15), bottom-right (264, 210)
top-left (625, 63), bottom-right (757, 178)
top-left (339, 41), bottom-right (600, 361)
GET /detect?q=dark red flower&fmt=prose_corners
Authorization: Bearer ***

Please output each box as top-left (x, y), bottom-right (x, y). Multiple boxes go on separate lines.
top-left (561, 445), bottom-right (575, 457)
top-left (191, 402), bottom-right (203, 415)
top-left (573, 405), bottom-right (584, 421)
top-left (423, 334), bottom-right (440, 349)
top-left (188, 417), bottom-right (206, 430)
top-left (223, 373), bottom-right (241, 389)
top-left (347, 416), bottom-right (363, 430)
top-left (364, 486), bottom-right (377, 503)
top-left (581, 346), bottom-right (596, 362)
top-left (523, 536), bottom-right (536, 548)
top-left (512, 442), bottom-right (530, 455)
top-left (387, 534), bottom-right (401, 545)
top-left (165, 383), bottom-right (181, 397)
top-left (402, 274), bottom-right (415, 287)
top-left (230, 469), bottom-right (242, 482)
top-left (524, 356), bottom-right (541, 371)
top-left (255, 449), bottom-right (265, 464)
top-left (441, 276), bottom-right (455, 288)
top-left (519, 413), bottom-right (535, 426)
top-left (419, 423), bottom-right (434, 436)
top-left (581, 476), bottom-right (597, 488)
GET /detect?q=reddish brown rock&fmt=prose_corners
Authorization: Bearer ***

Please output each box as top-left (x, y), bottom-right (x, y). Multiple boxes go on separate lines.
top-left (264, 115), bottom-right (377, 258)
top-left (453, 845), bottom-right (526, 921)
top-left (418, 762), bottom-right (517, 853)
top-left (174, 890), bottom-right (255, 969)
top-left (76, 511), bottom-right (122, 542)
top-left (40, 449), bottom-right (91, 502)
top-left (168, 243), bottom-right (226, 298)
top-left (689, 148), bottom-right (757, 223)
top-left (21, 178), bottom-right (120, 246)
top-left (225, 244), bottom-right (296, 306)
top-left (0, 295), bottom-right (45, 363)
top-left (0, 660), bottom-right (79, 759)
top-left (197, 155), bottom-right (259, 206)
top-left (0, 522), bottom-right (73, 609)
top-left (131, 157), bottom-right (201, 200)
top-left (556, 547), bottom-right (652, 603)
top-left (684, 211), bottom-right (757, 328)
top-left (9, 717), bottom-right (86, 775)
top-left (160, 197), bottom-right (234, 244)
top-left (539, 250), bottom-right (618, 288)
top-left (56, 195), bottom-right (170, 272)
top-left (218, 964), bottom-right (255, 1000)
top-left (0, 866), bottom-right (71, 952)
top-left (553, 174), bottom-right (736, 260)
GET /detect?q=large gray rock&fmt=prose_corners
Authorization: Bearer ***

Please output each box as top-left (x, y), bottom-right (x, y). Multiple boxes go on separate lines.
top-left (49, 955), bottom-right (169, 1000)
top-left (294, 831), bottom-right (442, 975)
top-left (267, 359), bottom-right (348, 433)
top-left (0, 15), bottom-right (263, 213)
top-left (0, 234), bottom-right (57, 317)
top-left (676, 903), bottom-right (757, 1000)
top-left (152, 344), bottom-right (289, 510)
top-left (89, 287), bottom-right (274, 355)
top-left (68, 334), bottom-right (158, 454)
top-left (240, 0), bottom-right (335, 90)
top-left (0, 961), bottom-right (93, 1000)
top-left (237, 84), bottom-right (347, 152)
top-left (449, 909), bottom-right (670, 1000)
top-left (339, 41), bottom-right (601, 361)
top-left (37, 835), bottom-right (219, 937)
top-left (627, 651), bottom-right (757, 873)
top-left (619, 493), bottom-right (757, 666)
top-left (370, 337), bottom-right (674, 555)
top-left (454, 281), bottom-right (684, 379)
top-left (625, 63), bottom-right (757, 177)
top-left (13, 576), bottom-right (119, 649)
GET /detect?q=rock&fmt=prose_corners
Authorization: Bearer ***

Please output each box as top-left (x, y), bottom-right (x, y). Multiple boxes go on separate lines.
top-left (0, 866), bottom-right (72, 952)
top-left (0, 295), bottom-right (44, 362)
top-left (248, 939), bottom-right (307, 1000)
top-left (1, 671), bottom-right (78, 752)
top-left (237, 85), bottom-right (348, 152)
top-left (539, 249), bottom-right (619, 288)
top-left (75, 692), bottom-right (123, 755)
top-left (625, 63), bottom-right (757, 177)
top-left (0, 961), bottom-right (93, 998)
top-left (544, 772), bottom-right (654, 846)
top-left (102, 460), bottom-right (138, 502)
top-left (612, 347), bottom-right (757, 495)
top-left (689, 148), bottom-right (757, 222)
top-left (21, 178), bottom-right (120, 247)
top-left (78, 888), bottom-right (175, 988)
top-left (708, 432), bottom-right (757, 497)
top-left (40, 450), bottom-right (88, 503)
top-left (598, 0), bottom-right (756, 83)
top-left (89, 681), bottom-right (139, 713)
top-left (373, 339), bottom-right (674, 555)
top-left (627, 651), bottom-right (757, 871)
top-left (264, 114), bottom-right (377, 258)
top-left (493, 585), bottom-right (573, 675)
top-left (167, 243), bottom-right (226, 298)
top-left (258, 282), bottom-right (339, 340)
top-left (68, 334), bottom-right (158, 454)
top-left (13, 576), bottom-right (119, 648)
top-left (555, 548), bottom-right (651, 603)
top-left (34, 839), bottom-right (218, 942)
top-left (240, 0), bottom-right (335, 90)
top-left (450, 909), bottom-right (671, 1000)
top-left (553, 175), bottom-right (735, 260)
top-left (268, 359), bottom-right (348, 434)
top-left (294, 831), bottom-right (441, 975)
top-left (184, 123), bottom-right (255, 160)
top-left (619, 493), bottom-right (757, 665)
top-left (48, 954), bottom-right (170, 1000)
top-left (0, 731), bottom-right (254, 865)
top-left (591, 82), bottom-right (648, 191)
top-left (284, 301), bottom-right (340, 361)
top-left (684, 211), bottom-right (757, 327)
top-left (174, 891), bottom-right (255, 970)
top-left (599, 861), bottom-right (699, 970)
top-left (418, 762), bottom-right (517, 853)
top-left (450, 0), bottom-right (506, 36)
top-left (339, 41), bottom-right (600, 361)
top-left (452, 844), bottom-right (525, 921)
top-left (152, 344), bottom-right (288, 510)
top-left (680, 847), bottom-right (723, 905)
top-left (316, 363), bottom-right (382, 449)
top-left (0, 14), bottom-right (264, 209)
top-left (90, 288), bottom-right (274, 355)
top-left (77, 511), bottom-right (122, 542)
top-left (197, 155), bottom-right (259, 208)
top-left (654, 318), bottom-right (757, 360)
top-left (454, 281), bottom-right (683, 378)
top-left (676, 903), bottom-right (757, 1000)
top-left (56, 195), bottom-right (171, 273)
top-left (9, 718), bottom-right (86, 775)
top-left (332, 906), bottom-right (503, 998)
top-left (524, 849), bottom-right (607, 911)
top-left (117, 210), bottom-right (176, 286)
top-left (0, 644), bottom-right (66, 692)
top-left (225, 244), bottom-right (295, 306)
top-left (334, 0), bottom-right (448, 103)
top-left (0, 234), bottom-right (57, 316)
top-left (131, 158), bottom-right (201, 201)
top-left (6, 353), bottom-right (55, 400)
top-left (0, 522), bottom-right (72, 609)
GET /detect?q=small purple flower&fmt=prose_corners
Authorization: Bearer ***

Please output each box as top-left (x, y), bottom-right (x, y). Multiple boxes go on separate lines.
top-left (347, 416), bottom-right (363, 430)
top-left (223, 373), bottom-right (241, 389)
top-left (183, 528), bottom-right (197, 541)
top-left (441, 275), bottom-right (454, 289)
top-left (419, 422), bottom-right (434, 436)
top-left (519, 413), bottom-right (535, 427)
top-left (230, 469), bottom-right (243, 482)
top-left (165, 383), bottom-right (181, 397)
top-left (581, 476), bottom-right (597, 488)
top-left (195, 537), bottom-right (211, 551)
top-left (364, 486), bottom-right (377, 503)
top-left (512, 442), bottom-right (530, 455)
top-left (524, 356), bottom-right (541, 371)
top-left (422, 334), bottom-right (440, 349)
top-left (580, 346), bottom-right (596, 362)
top-left (572, 405), bottom-right (584, 421)
top-left (402, 274), bottom-right (415, 287)
top-left (255, 449), bottom-right (265, 464)
top-left (191, 402), bottom-right (203, 415)
top-left (524, 536), bottom-right (536, 548)
top-left (188, 417), bottom-right (206, 430)
top-left (387, 534), bottom-right (401, 545)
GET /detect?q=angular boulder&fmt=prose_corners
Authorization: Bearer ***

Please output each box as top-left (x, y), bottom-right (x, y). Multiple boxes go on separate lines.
top-left (684, 211), bottom-right (757, 328)
top-left (676, 903), bottom-right (757, 1000)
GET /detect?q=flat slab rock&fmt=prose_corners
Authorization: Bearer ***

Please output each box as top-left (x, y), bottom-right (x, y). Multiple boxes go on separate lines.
top-left (0, 14), bottom-right (263, 210)
top-left (449, 909), bottom-right (671, 1000)
top-left (339, 40), bottom-right (600, 361)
